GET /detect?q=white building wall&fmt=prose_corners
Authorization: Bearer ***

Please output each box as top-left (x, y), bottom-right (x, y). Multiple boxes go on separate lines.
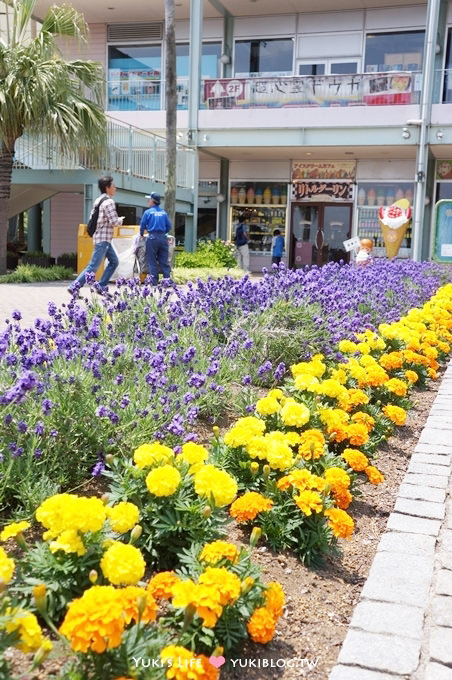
top-left (356, 159), bottom-right (415, 181)
top-left (50, 193), bottom-right (84, 258)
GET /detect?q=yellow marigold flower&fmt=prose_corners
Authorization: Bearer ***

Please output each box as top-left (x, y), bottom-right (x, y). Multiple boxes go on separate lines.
top-left (106, 502), bottom-right (140, 533)
top-left (338, 339), bottom-right (358, 354)
top-left (325, 508), bottom-right (354, 539)
top-left (133, 442), bottom-right (174, 468)
top-left (280, 399), bottom-right (311, 427)
top-left (328, 367), bottom-right (348, 384)
top-left (428, 367), bottom-right (438, 380)
top-left (49, 529), bottom-right (87, 557)
top-left (356, 341), bottom-right (371, 355)
top-left (264, 582), bottom-right (285, 620)
top-left (199, 567), bottom-right (241, 606)
top-left (119, 586), bottom-right (158, 624)
top-left (365, 466), bottom-right (385, 485)
top-left (379, 352), bottom-right (404, 370)
top-left (385, 378), bottom-right (408, 397)
top-left (146, 465), bottom-right (181, 497)
top-left (171, 579), bottom-right (199, 609)
top-left (223, 416), bottom-right (266, 448)
top-left (60, 585), bottom-right (125, 653)
top-left (247, 607), bottom-right (277, 644)
top-left (277, 468), bottom-right (315, 491)
top-left (363, 364), bottom-right (389, 387)
top-left (333, 489), bottom-right (353, 509)
top-left (293, 373), bottom-right (320, 391)
top-left (5, 609), bottom-right (46, 653)
top-left (438, 341), bottom-right (450, 353)
top-left (297, 429), bottom-right (325, 460)
top-left (291, 357), bottom-right (326, 378)
top-left (313, 379), bottom-right (348, 400)
top-left (383, 404), bottom-right (407, 426)
top-left (338, 388), bottom-right (370, 412)
top-left (0, 521), bottom-right (30, 542)
top-left (268, 388), bottom-right (284, 400)
top-left (0, 546), bottom-right (15, 584)
top-left (100, 542), bottom-right (145, 585)
top-left (161, 646), bottom-right (219, 680)
top-left (230, 492), bottom-right (273, 523)
top-left (199, 540), bottom-right (239, 565)
top-left (266, 439), bottom-right (294, 470)
top-left (294, 490), bottom-right (323, 516)
top-left (194, 465), bottom-right (238, 506)
top-left (351, 411), bottom-right (375, 432)
top-left (283, 431), bottom-right (301, 447)
top-left (36, 493), bottom-right (106, 538)
top-left (148, 571), bottom-right (180, 599)
top-left (341, 448), bottom-right (369, 472)
top-left (178, 442), bottom-right (209, 473)
top-left (255, 396), bottom-right (281, 416)
top-left (246, 435), bottom-right (268, 460)
top-left (318, 408), bottom-right (349, 428)
top-left (324, 467), bottom-right (351, 494)
top-left (346, 422), bottom-right (369, 446)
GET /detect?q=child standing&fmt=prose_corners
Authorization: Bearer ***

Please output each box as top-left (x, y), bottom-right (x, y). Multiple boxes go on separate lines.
top-left (271, 229), bottom-right (284, 266)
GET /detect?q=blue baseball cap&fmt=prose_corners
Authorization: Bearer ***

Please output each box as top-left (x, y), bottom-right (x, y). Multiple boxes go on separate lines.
top-left (145, 192), bottom-right (161, 204)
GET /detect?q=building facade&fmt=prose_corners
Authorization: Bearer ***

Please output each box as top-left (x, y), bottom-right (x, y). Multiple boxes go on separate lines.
top-left (8, 0), bottom-right (452, 268)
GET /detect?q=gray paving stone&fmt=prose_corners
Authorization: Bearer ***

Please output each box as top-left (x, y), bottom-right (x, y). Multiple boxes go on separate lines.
top-left (403, 473), bottom-right (448, 489)
top-left (440, 530), bottom-right (452, 552)
top-left (394, 497), bottom-right (445, 520)
top-left (378, 531), bottom-right (436, 556)
top-left (426, 662), bottom-right (452, 680)
top-left (415, 443), bottom-right (452, 456)
top-left (349, 600), bottom-right (424, 639)
top-left (410, 453), bottom-right (451, 466)
top-left (429, 405), bottom-right (452, 415)
top-left (386, 512), bottom-right (441, 536)
top-left (398, 483), bottom-right (446, 503)
top-left (329, 666), bottom-right (406, 680)
top-left (337, 629), bottom-right (420, 674)
top-left (419, 429), bottom-right (452, 446)
top-left (432, 595), bottom-right (452, 627)
top-left (407, 461), bottom-right (451, 476)
top-left (436, 570), bottom-right (452, 596)
top-left (430, 626), bottom-right (452, 664)
top-left (426, 416), bottom-right (452, 429)
top-left (361, 551), bottom-right (432, 606)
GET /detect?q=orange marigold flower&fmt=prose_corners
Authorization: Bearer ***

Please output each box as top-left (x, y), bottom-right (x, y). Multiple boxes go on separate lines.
top-left (297, 429), bottom-right (326, 460)
top-left (264, 582), bottom-right (285, 620)
top-left (365, 466), bottom-right (385, 485)
top-left (333, 489), bottom-right (353, 509)
top-left (277, 469), bottom-right (315, 491)
top-left (325, 508), bottom-right (354, 539)
top-left (341, 448), bottom-right (369, 472)
top-left (324, 468), bottom-right (351, 495)
top-left (230, 492), bottom-right (273, 523)
top-left (247, 607), bottom-right (277, 644)
top-left (405, 370), bottom-right (419, 383)
top-left (120, 586), bottom-right (158, 625)
top-left (161, 646), bottom-right (219, 680)
top-left (385, 378), bottom-right (408, 397)
top-left (378, 352), bottom-right (404, 370)
top-left (294, 490), bottom-right (323, 516)
top-left (428, 368), bottom-right (438, 380)
top-left (351, 411), bottom-right (375, 432)
top-left (346, 422), bottom-right (369, 446)
top-left (383, 404), bottom-right (407, 426)
top-left (147, 571), bottom-right (180, 599)
top-left (199, 540), bottom-right (239, 565)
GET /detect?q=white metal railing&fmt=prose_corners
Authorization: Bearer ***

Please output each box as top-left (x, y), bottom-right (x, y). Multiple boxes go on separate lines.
top-left (13, 116), bottom-right (195, 190)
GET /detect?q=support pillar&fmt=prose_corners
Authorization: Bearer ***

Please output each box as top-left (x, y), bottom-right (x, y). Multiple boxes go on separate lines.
top-left (27, 204), bottom-right (42, 252)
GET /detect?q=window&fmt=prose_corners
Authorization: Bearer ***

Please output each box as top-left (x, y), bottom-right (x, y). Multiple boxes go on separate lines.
top-left (443, 29), bottom-right (452, 103)
top-left (235, 38), bottom-right (293, 77)
top-left (108, 45), bottom-right (162, 111)
top-left (364, 31), bottom-right (424, 73)
top-left (298, 60), bottom-right (358, 76)
top-left (176, 42), bottom-right (221, 109)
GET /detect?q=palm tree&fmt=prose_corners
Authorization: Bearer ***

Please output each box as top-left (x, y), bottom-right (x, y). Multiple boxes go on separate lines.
top-left (0, 0), bottom-right (106, 274)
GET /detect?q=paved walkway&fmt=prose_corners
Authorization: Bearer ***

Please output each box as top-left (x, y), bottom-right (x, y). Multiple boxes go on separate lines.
top-left (1, 283), bottom-right (451, 679)
top-left (330, 362), bottom-right (452, 680)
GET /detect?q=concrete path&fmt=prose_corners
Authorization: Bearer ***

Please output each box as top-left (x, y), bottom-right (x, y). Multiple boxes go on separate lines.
top-left (0, 281), bottom-right (76, 328)
top-left (329, 363), bottom-right (452, 680)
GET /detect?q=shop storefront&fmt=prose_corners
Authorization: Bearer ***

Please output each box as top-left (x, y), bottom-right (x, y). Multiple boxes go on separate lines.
top-left (290, 161), bottom-right (355, 267)
top-left (229, 182), bottom-right (288, 271)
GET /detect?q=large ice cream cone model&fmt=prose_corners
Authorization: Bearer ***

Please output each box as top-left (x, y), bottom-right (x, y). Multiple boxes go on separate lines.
top-left (379, 199), bottom-right (412, 258)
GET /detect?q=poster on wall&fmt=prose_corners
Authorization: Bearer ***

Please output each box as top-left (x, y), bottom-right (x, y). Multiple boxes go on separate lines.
top-left (433, 200), bottom-right (452, 262)
top-left (291, 161), bottom-right (356, 181)
top-left (436, 161), bottom-right (452, 180)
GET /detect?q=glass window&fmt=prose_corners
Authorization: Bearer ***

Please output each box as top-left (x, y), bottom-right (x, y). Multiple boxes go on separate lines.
top-left (365, 31), bottom-right (424, 73)
top-left (176, 42), bottom-right (221, 109)
top-left (298, 63), bottom-right (326, 76)
top-left (235, 38), bottom-right (293, 77)
top-left (108, 45), bottom-right (161, 111)
top-left (443, 29), bottom-right (452, 103)
top-left (330, 62), bottom-right (358, 75)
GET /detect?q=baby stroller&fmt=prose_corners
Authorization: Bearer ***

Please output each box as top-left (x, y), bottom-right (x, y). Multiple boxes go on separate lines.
top-left (133, 236), bottom-right (149, 282)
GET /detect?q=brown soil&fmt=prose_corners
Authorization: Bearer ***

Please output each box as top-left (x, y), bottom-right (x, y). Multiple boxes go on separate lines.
top-left (7, 378), bottom-right (440, 679)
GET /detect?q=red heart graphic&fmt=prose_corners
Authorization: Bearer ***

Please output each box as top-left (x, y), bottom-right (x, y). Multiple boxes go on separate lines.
top-left (209, 655), bottom-right (226, 668)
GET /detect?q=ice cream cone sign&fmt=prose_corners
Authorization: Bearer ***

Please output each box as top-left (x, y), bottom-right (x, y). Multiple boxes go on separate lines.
top-left (379, 198), bottom-right (412, 258)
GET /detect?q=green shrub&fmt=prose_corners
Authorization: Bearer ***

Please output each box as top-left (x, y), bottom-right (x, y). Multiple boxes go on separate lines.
top-left (172, 267), bottom-right (243, 283)
top-left (175, 240), bottom-right (237, 269)
top-left (0, 265), bottom-right (73, 283)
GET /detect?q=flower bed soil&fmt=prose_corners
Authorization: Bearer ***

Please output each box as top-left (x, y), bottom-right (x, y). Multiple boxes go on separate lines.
top-left (7, 376), bottom-right (441, 680)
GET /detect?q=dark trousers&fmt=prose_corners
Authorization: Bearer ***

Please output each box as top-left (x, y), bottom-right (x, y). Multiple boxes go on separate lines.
top-left (272, 256), bottom-right (282, 265)
top-left (145, 232), bottom-right (171, 285)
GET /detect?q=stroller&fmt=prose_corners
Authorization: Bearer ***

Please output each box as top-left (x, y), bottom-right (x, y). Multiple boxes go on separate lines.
top-left (133, 235), bottom-right (175, 282)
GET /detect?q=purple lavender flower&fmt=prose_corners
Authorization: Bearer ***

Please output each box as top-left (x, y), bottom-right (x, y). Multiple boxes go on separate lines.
top-left (12, 309), bottom-right (22, 321)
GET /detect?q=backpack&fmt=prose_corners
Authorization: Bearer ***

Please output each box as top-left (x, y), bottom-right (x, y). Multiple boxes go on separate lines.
top-left (87, 196), bottom-right (108, 237)
top-left (235, 223), bottom-right (248, 246)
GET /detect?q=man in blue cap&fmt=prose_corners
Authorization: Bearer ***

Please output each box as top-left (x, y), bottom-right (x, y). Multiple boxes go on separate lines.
top-left (140, 192), bottom-right (172, 285)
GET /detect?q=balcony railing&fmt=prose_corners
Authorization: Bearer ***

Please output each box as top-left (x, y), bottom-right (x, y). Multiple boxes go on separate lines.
top-left (13, 116), bottom-right (195, 190)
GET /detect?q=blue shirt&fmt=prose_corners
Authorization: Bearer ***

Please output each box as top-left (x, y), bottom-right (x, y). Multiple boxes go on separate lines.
top-left (140, 206), bottom-right (172, 236)
top-left (272, 234), bottom-right (284, 257)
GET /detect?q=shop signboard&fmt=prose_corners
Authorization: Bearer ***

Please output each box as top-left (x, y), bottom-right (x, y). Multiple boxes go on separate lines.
top-left (433, 200), bottom-right (452, 262)
top-left (291, 181), bottom-right (354, 202)
top-left (292, 161), bottom-right (356, 181)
